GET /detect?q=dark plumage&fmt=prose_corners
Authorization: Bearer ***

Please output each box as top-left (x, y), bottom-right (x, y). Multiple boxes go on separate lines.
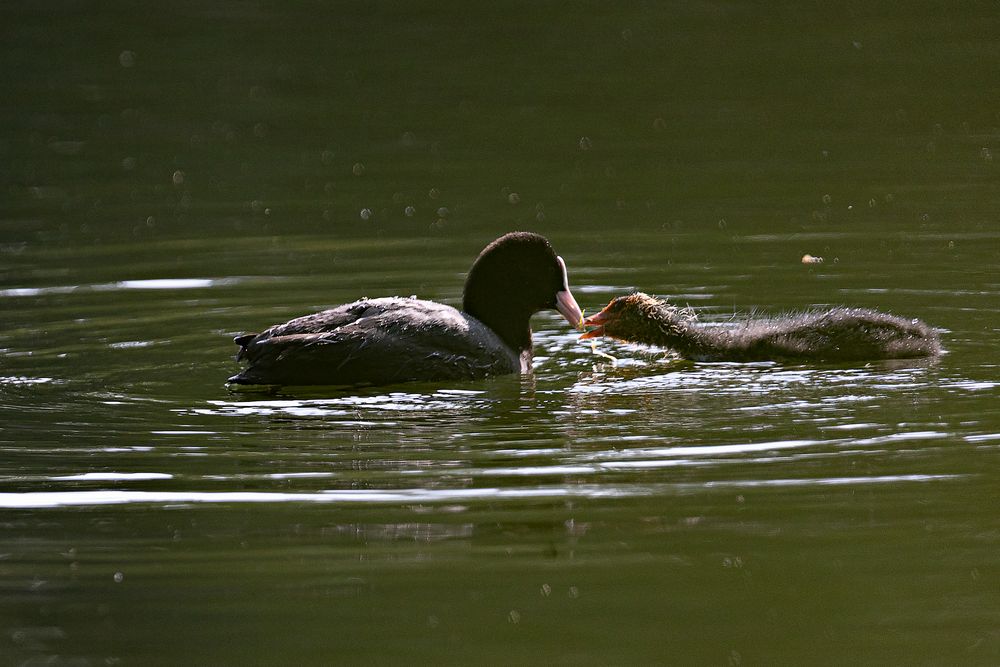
top-left (228, 232), bottom-right (583, 387)
top-left (581, 292), bottom-right (941, 362)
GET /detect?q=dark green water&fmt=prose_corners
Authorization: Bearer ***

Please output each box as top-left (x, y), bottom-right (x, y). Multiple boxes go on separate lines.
top-left (3, 3), bottom-right (999, 665)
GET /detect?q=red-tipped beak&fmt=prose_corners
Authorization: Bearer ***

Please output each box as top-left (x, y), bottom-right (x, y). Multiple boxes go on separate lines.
top-left (580, 309), bottom-right (610, 339)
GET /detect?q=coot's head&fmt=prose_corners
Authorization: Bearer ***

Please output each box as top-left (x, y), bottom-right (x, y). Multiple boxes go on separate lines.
top-left (581, 292), bottom-right (667, 342)
top-left (463, 232), bottom-right (583, 352)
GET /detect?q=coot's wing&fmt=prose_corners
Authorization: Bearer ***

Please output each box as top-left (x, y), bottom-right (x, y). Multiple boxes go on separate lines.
top-left (230, 298), bottom-right (519, 386)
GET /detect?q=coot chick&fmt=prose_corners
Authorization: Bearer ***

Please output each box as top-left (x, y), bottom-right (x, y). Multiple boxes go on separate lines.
top-left (581, 292), bottom-right (940, 362)
top-left (228, 232), bottom-right (584, 386)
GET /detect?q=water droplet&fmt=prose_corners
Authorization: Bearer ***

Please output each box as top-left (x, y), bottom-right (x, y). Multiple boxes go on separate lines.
top-left (578, 136), bottom-right (593, 151)
top-left (118, 50), bottom-right (136, 68)
top-left (352, 162), bottom-right (365, 176)
top-left (171, 170), bottom-right (185, 186)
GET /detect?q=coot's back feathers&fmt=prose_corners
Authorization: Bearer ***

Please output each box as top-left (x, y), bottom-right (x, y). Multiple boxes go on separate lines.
top-left (228, 232), bottom-right (582, 387)
top-left (231, 297), bottom-right (517, 386)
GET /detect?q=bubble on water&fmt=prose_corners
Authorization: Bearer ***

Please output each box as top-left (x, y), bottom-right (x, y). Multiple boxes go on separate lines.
top-left (884, 193), bottom-right (895, 203)
top-left (404, 206), bottom-right (416, 217)
top-left (621, 28), bottom-right (633, 41)
top-left (652, 117), bottom-right (667, 131)
top-left (718, 218), bottom-right (727, 230)
top-left (568, 586), bottom-right (579, 599)
top-left (852, 40), bottom-right (863, 50)
top-left (392, 191), bottom-right (405, 204)
top-left (436, 206), bottom-right (449, 218)
top-left (428, 188), bottom-right (440, 200)
top-left (507, 610), bottom-right (521, 624)
top-left (172, 170), bottom-right (185, 186)
top-left (253, 123), bottom-right (267, 139)
top-left (323, 181), bottom-right (335, 194)
top-left (145, 216), bottom-right (155, 228)
top-left (980, 147), bottom-right (993, 162)
top-left (868, 198), bottom-right (877, 208)
top-left (264, 207), bottom-right (271, 216)
top-left (540, 584), bottom-right (551, 597)
top-left (250, 199), bottom-right (264, 213)
top-left (925, 141), bottom-right (937, 154)
top-left (121, 157), bottom-right (137, 171)
top-left (948, 240), bottom-right (955, 249)
top-left (535, 211), bottom-right (546, 222)
top-left (426, 615), bottom-right (440, 628)
top-left (821, 194), bottom-right (831, 205)
top-left (578, 136), bottom-right (592, 151)
top-left (249, 85), bottom-right (265, 99)
top-left (400, 131), bottom-right (416, 147)
top-left (113, 572), bottom-right (124, 583)
top-left (118, 50), bottom-right (136, 68)
top-left (321, 150), bottom-right (335, 164)
top-left (360, 208), bottom-right (373, 221)
top-left (352, 162), bottom-right (365, 176)
top-left (507, 192), bottom-right (520, 205)
top-left (821, 149), bottom-right (829, 159)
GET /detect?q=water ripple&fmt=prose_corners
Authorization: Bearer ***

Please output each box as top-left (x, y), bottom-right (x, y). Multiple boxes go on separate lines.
top-left (0, 474), bottom-right (965, 508)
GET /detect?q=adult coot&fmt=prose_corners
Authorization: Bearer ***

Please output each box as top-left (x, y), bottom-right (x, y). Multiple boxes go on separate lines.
top-left (581, 292), bottom-right (940, 362)
top-left (228, 232), bottom-right (583, 386)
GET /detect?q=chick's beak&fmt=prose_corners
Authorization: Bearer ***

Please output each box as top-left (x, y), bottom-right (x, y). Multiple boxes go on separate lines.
top-left (580, 309), bottom-right (610, 339)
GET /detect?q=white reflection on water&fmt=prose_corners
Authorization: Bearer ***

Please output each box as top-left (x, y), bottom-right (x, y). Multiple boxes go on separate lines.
top-left (0, 277), bottom-right (244, 298)
top-left (0, 474), bottom-right (963, 508)
top-left (194, 389), bottom-right (491, 419)
top-left (48, 472), bottom-right (173, 481)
